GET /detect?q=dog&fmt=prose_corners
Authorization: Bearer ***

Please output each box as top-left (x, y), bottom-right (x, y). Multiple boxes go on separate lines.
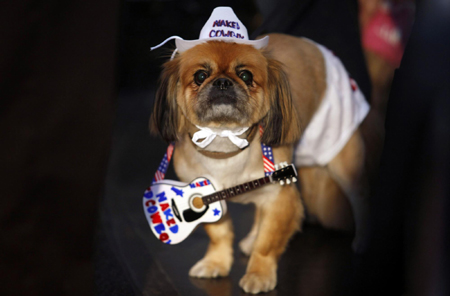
top-left (150, 7), bottom-right (373, 294)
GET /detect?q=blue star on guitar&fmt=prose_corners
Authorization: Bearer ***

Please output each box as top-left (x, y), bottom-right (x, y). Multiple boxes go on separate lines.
top-left (213, 208), bottom-right (220, 216)
top-left (171, 186), bottom-right (184, 197)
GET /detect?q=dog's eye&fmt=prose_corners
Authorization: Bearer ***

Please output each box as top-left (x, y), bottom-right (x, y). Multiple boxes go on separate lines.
top-left (194, 70), bottom-right (209, 85)
top-left (239, 70), bottom-right (253, 85)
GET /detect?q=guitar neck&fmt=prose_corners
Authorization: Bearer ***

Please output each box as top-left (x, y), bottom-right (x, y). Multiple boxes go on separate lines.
top-left (202, 175), bottom-right (272, 205)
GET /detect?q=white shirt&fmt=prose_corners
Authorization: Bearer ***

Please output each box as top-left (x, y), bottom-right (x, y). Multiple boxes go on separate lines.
top-left (294, 42), bottom-right (370, 167)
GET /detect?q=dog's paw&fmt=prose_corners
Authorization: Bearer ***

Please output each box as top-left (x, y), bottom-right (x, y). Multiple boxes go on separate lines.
top-left (189, 258), bottom-right (230, 278)
top-left (239, 234), bottom-right (256, 256)
top-left (239, 272), bottom-right (277, 294)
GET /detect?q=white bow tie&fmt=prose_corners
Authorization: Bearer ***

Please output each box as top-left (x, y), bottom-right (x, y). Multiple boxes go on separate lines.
top-left (191, 125), bottom-right (250, 149)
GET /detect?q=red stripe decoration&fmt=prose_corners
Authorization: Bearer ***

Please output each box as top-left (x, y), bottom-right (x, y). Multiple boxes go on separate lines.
top-left (154, 171), bottom-right (164, 182)
top-left (350, 78), bottom-right (358, 91)
top-left (263, 155), bottom-right (275, 171)
top-left (152, 142), bottom-right (174, 184)
top-left (166, 143), bottom-right (174, 162)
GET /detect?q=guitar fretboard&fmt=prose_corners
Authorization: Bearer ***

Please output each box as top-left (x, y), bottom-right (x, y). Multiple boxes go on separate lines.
top-left (202, 176), bottom-right (271, 205)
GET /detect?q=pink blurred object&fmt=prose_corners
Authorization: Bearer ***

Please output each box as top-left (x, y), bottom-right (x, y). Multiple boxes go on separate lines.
top-left (362, 0), bottom-right (415, 67)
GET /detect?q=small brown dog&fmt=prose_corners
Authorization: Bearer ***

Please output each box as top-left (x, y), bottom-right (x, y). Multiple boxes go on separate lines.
top-left (150, 7), bottom-right (373, 294)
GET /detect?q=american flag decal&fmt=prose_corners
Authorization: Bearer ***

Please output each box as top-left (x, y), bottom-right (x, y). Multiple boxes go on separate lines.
top-left (259, 126), bottom-right (275, 176)
top-left (152, 143), bottom-right (175, 184)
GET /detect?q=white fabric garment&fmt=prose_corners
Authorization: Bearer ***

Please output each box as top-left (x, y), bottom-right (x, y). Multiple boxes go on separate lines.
top-left (191, 126), bottom-right (250, 149)
top-left (294, 41), bottom-right (370, 167)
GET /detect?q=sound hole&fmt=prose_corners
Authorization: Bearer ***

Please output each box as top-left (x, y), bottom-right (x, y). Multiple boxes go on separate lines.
top-left (184, 194), bottom-right (208, 222)
top-left (189, 194), bottom-right (206, 213)
top-left (192, 196), bottom-right (204, 209)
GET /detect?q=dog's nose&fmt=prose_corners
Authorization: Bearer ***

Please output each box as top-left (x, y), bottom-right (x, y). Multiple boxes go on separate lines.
top-left (213, 78), bottom-right (233, 90)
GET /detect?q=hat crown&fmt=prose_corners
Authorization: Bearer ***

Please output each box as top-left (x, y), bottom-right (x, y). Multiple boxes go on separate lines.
top-left (150, 6), bottom-right (269, 57)
top-left (199, 6), bottom-right (249, 41)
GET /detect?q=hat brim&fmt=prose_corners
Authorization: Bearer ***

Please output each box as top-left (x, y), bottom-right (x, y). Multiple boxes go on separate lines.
top-left (175, 36), bottom-right (269, 53)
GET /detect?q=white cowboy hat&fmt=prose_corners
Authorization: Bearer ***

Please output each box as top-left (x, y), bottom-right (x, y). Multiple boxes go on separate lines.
top-left (151, 6), bottom-right (269, 59)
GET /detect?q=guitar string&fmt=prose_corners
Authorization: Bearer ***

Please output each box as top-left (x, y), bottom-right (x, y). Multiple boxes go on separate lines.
top-left (202, 175), bottom-right (272, 205)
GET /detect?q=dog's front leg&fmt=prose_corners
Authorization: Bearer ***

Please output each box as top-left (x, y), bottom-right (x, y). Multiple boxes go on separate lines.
top-left (239, 185), bottom-right (304, 294)
top-left (189, 212), bottom-right (234, 278)
top-left (239, 206), bottom-right (261, 256)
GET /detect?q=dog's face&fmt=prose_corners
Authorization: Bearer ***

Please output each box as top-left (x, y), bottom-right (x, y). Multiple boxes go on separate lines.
top-left (151, 40), bottom-right (301, 146)
top-left (177, 42), bottom-right (269, 128)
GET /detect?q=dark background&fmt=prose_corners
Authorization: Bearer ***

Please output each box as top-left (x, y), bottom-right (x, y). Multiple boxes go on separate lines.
top-left (1, 0), bottom-right (449, 295)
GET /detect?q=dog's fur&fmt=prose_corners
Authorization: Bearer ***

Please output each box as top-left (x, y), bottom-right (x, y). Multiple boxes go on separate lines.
top-left (151, 33), bottom-right (372, 294)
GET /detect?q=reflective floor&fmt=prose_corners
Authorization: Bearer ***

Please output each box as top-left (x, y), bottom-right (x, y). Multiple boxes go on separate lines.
top-left (95, 89), bottom-right (365, 296)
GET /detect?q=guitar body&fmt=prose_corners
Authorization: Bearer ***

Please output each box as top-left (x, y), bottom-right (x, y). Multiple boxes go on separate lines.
top-left (143, 177), bottom-right (227, 245)
top-left (143, 163), bottom-right (296, 245)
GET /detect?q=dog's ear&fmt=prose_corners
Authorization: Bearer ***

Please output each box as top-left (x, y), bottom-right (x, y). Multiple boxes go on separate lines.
top-left (260, 58), bottom-right (301, 146)
top-left (150, 58), bottom-right (181, 142)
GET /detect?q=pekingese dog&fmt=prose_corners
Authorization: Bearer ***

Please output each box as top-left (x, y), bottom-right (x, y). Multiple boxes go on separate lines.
top-left (150, 9), bottom-right (372, 293)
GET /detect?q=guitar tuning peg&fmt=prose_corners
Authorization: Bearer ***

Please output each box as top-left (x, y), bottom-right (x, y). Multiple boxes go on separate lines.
top-left (292, 177), bottom-right (297, 183)
top-left (275, 164), bottom-right (279, 170)
top-left (280, 180), bottom-right (285, 186)
top-left (283, 161), bottom-right (288, 166)
top-left (286, 179), bottom-right (291, 185)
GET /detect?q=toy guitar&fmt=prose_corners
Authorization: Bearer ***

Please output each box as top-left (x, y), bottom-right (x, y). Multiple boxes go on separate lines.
top-left (143, 162), bottom-right (297, 245)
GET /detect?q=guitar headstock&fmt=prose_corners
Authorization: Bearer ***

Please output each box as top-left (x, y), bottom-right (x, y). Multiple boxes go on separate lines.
top-left (271, 162), bottom-right (298, 185)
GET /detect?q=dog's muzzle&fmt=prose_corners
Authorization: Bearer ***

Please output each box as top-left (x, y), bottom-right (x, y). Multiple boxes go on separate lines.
top-left (209, 78), bottom-right (237, 105)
